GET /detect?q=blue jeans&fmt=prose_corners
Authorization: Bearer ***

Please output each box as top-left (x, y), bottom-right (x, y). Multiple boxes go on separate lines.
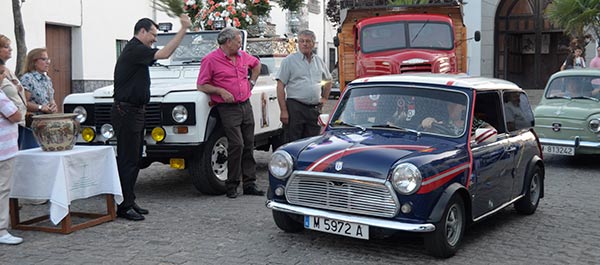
top-left (18, 126), bottom-right (39, 150)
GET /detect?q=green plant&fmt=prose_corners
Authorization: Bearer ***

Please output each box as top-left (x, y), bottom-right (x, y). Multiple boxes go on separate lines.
top-left (545, 0), bottom-right (600, 47)
top-left (279, 0), bottom-right (303, 12)
top-left (247, 0), bottom-right (272, 17)
top-left (155, 0), bottom-right (204, 27)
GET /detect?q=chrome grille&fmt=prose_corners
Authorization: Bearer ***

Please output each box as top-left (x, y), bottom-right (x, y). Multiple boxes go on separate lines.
top-left (285, 171), bottom-right (399, 218)
top-left (94, 102), bottom-right (162, 131)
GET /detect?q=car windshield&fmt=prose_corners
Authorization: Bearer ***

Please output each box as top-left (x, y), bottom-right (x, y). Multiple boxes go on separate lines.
top-left (361, 21), bottom-right (453, 53)
top-left (545, 76), bottom-right (600, 100)
top-left (153, 31), bottom-right (244, 65)
top-left (330, 85), bottom-right (469, 137)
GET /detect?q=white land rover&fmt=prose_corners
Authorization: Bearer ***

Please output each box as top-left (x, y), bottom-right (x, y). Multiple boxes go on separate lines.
top-left (63, 30), bottom-right (284, 195)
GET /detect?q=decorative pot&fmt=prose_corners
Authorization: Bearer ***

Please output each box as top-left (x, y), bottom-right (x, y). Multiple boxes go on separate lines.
top-left (30, 113), bottom-right (80, 151)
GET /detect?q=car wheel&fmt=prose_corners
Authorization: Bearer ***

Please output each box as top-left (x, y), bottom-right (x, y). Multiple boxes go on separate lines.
top-left (424, 194), bottom-right (465, 258)
top-left (514, 165), bottom-right (542, 215)
top-left (272, 210), bottom-right (303, 233)
top-left (189, 127), bottom-right (228, 195)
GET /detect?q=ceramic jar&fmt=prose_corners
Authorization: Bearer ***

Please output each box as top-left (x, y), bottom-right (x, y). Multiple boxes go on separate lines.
top-left (31, 113), bottom-right (80, 151)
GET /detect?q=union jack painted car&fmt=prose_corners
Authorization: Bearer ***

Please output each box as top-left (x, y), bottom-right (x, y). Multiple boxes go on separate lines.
top-left (266, 73), bottom-right (544, 258)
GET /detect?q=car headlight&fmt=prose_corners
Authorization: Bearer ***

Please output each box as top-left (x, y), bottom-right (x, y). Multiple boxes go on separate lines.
top-left (269, 150), bottom-right (294, 179)
top-left (589, 119), bottom-right (600, 133)
top-left (100, 124), bottom-right (114, 139)
top-left (391, 163), bottom-right (422, 195)
top-left (73, 106), bottom-right (87, 123)
top-left (172, 105), bottom-right (188, 123)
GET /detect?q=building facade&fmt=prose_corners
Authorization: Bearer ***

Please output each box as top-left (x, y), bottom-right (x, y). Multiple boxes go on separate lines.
top-left (0, 0), bottom-right (594, 106)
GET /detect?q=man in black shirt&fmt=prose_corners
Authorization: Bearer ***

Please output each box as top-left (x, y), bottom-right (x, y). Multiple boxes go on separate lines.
top-left (111, 14), bottom-right (191, 221)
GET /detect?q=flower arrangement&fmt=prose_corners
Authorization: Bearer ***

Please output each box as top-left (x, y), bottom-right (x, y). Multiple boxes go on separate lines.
top-left (201, 0), bottom-right (254, 30)
top-left (247, 0), bottom-right (272, 18)
top-left (155, 0), bottom-right (204, 28)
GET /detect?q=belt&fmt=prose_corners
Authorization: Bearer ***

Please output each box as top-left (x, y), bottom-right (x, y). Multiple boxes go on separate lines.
top-left (288, 98), bottom-right (320, 108)
top-left (115, 101), bottom-right (145, 109)
top-left (222, 99), bottom-right (249, 105)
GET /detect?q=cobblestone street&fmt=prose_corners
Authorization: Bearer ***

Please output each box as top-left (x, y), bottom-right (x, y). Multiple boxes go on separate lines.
top-left (5, 90), bottom-right (600, 265)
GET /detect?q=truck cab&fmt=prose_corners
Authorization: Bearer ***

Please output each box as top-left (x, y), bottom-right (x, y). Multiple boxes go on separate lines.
top-left (63, 30), bottom-right (285, 195)
top-left (336, 0), bottom-right (479, 92)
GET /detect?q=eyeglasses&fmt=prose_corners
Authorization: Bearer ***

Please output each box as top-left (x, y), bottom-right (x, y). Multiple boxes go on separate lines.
top-left (36, 57), bottom-right (51, 63)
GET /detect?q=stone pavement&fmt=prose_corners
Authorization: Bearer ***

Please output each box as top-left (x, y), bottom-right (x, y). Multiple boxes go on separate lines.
top-left (5, 88), bottom-right (584, 265)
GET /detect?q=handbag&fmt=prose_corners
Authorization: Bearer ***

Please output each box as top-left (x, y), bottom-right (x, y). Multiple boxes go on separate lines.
top-left (25, 112), bottom-right (34, 127)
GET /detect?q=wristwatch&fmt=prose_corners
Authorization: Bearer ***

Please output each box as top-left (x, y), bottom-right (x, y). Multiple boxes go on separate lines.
top-left (38, 104), bottom-right (42, 111)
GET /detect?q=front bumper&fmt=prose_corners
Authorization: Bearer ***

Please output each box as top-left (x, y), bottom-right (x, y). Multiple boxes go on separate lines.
top-left (539, 137), bottom-right (600, 149)
top-left (266, 200), bottom-right (435, 232)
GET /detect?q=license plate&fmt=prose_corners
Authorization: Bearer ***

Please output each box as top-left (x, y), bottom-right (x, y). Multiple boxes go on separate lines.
top-left (542, 145), bottom-right (575, 156)
top-left (304, 215), bottom-right (369, 240)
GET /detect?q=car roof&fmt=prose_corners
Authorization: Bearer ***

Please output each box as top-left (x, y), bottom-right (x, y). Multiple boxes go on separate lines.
top-left (350, 73), bottom-right (524, 92)
top-left (548, 69), bottom-right (600, 79)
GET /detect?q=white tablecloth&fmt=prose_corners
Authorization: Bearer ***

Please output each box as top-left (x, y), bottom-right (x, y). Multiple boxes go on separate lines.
top-left (10, 146), bottom-right (123, 225)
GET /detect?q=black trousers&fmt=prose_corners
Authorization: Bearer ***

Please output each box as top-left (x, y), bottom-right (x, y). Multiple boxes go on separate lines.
top-left (111, 103), bottom-right (145, 210)
top-left (284, 99), bottom-right (321, 143)
top-left (216, 100), bottom-right (257, 190)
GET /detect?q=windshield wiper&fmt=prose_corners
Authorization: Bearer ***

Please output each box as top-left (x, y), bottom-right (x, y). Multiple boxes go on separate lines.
top-left (152, 62), bottom-right (169, 68)
top-left (411, 19), bottom-right (430, 44)
top-left (547, 95), bottom-right (571, 100)
top-left (372, 124), bottom-right (420, 135)
top-left (572, 96), bottom-right (599, 102)
top-left (182, 59), bottom-right (202, 64)
top-left (332, 120), bottom-right (366, 131)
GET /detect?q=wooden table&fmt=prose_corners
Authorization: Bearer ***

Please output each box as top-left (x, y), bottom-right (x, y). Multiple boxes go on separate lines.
top-left (9, 146), bottom-right (123, 234)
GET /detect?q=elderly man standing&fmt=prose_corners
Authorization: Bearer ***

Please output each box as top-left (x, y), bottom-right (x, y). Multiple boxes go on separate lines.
top-left (276, 30), bottom-right (332, 143)
top-left (196, 28), bottom-right (264, 199)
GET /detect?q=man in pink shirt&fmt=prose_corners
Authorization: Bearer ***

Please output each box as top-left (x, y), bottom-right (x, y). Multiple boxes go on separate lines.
top-left (590, 46), bottom-right (600, 69)
top-left (197, 28), bottom-right (263, 198)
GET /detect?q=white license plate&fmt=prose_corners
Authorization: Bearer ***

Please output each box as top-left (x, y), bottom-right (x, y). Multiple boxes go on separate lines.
top-left (542, 145), bottom-right (575, 156)
top-left (304, 215), bottom-right (369, 240)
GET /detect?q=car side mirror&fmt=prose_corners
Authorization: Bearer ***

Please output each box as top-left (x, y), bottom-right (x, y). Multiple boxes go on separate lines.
top-left (333, 36), bottom-right (339, 47)
top-left (473, 127), bottom-right (497, 145)
top-left (318, 114), bottom-right (330, 127)
top-left (474, 31), bottom-right (481, 42)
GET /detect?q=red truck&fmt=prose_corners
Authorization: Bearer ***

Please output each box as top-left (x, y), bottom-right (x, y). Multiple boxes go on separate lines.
top-left (335, 0), bottom-right (479, 92)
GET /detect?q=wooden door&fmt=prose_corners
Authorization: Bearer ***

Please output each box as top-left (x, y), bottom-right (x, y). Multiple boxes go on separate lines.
top-left (45, 24), bottom-right (72, 113)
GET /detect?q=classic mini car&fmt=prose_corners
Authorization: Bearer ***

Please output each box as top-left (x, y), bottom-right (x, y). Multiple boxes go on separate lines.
top-left (266, 73), bottom-right (545, 258)
top-left (534, 69), bottom-right (600, 156)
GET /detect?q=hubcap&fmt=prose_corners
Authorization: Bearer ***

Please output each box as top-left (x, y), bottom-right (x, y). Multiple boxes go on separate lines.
top-left (445, 204), bottom-right (463, 246)
top-left (529, 172), bottom-right (540, 204)
top-left (211, 137), bottom-right (228, 181)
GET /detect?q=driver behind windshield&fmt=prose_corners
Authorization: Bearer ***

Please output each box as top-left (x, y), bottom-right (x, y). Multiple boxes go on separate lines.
top-left (420, 101), bottom-right (488, 136)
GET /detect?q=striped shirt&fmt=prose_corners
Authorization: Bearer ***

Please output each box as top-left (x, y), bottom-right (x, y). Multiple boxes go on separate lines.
top-left (0, 89), bottom-right (18, 161)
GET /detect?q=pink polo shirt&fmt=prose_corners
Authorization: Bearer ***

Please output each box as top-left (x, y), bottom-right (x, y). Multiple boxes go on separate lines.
top-left (197, 48), bottom-right (259, 104)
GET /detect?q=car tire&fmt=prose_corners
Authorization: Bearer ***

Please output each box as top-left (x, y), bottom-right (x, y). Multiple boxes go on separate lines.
top-left (272, 210), bottom-right (304, 233)
top-left (514, 165), bottom-right (542, 215)
top-left (424, 194), bottom-right (465, 258)
top-left (189, 127), bottom-right (228, 195)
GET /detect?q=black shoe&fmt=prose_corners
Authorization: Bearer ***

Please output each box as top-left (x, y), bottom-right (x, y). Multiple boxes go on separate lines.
top-left (226, 188), bottom-right (239, 198)
top-left (117, 208), bottom-right (145, 221)
top-left (132, 203), bottom-right (149, 215)
top-left (243, 186), bottom-right (265, 196)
